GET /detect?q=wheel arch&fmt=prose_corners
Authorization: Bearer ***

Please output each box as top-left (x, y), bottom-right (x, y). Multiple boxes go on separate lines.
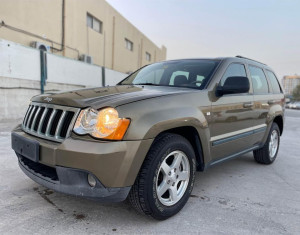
top-left (273, 115), bottom-right (284, 135)
top-left (157, 126), bottom-right (205, 171)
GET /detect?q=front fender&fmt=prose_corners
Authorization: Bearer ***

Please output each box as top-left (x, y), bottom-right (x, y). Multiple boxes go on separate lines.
top-left (142, 115), bottom-right (212, 164)
top-left (116, 93), bottom-right (212, 163)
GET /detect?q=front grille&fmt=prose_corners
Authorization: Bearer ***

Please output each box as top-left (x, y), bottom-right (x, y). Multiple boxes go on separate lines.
top-left (22, 102), bottom-right (80, 142)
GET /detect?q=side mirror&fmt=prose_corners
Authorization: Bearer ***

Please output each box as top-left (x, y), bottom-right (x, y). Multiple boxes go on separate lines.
top-left (216, 76), bottom-right (250, 97)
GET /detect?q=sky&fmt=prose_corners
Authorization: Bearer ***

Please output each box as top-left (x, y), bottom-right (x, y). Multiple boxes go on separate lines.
top-left (106, 0), bottom-right (300, 79)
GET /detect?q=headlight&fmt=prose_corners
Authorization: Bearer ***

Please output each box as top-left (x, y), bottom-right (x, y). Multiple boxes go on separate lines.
top-left (73, 107), bottom-right (130, 140)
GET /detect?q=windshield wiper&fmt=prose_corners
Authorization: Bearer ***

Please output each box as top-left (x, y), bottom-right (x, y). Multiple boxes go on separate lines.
top-left (133, 83), bottom-right (160, 86)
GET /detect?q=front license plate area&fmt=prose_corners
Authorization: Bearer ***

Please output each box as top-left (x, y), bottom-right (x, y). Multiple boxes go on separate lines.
top-left (11, 132), bottom-right (40, 162)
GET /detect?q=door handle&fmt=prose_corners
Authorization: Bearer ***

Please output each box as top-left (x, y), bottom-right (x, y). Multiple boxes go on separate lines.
top-left (243, 102), bottom-right (253, 108)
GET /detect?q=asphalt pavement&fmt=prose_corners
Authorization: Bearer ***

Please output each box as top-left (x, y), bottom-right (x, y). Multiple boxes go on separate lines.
top-left (0, 110), bottom-right (299, 234)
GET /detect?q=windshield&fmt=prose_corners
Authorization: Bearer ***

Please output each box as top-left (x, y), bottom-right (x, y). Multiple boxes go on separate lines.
top-left (119, 59), bottom-right (220, 89)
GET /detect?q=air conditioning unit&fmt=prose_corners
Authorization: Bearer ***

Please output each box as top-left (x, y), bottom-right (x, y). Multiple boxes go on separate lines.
top-left (30, 41), bottom-right (51, 52)
top-left (79, 54), bottom-right (93, 64)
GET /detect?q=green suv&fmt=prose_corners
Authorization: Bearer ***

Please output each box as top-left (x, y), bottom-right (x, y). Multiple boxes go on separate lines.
top-left (11, 56), bottom-right (285, 220)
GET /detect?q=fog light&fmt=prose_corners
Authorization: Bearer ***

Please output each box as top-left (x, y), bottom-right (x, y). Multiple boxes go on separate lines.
top-left (88, 174), bottom-right (96, 187)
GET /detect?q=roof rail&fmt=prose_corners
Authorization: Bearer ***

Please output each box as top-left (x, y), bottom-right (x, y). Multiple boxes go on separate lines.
top-left (235, 55), bottom-right (266, 65)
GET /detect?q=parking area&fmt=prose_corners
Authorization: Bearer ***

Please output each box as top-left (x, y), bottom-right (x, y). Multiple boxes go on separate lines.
top-left (0, 110), bottom-right (299, 234)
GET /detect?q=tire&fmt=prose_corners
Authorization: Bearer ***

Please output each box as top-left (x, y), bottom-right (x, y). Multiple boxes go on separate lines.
top-left (128, 133), bottom-right (196, 220)
top-left (253, 122), bottom-right (280, 164)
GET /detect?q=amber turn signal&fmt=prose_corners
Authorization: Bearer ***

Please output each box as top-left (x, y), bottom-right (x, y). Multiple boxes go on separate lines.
top-left (102, 118), bottom-right (131, 140)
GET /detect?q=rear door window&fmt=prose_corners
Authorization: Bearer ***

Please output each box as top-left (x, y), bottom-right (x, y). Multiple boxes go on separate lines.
top-left (249, 66), bottom-right (269, 94)
top-left (266, 70), bottom-right (282, 94)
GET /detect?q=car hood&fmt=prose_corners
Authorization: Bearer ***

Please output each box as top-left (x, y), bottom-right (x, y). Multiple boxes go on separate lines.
top-left (31, 85), bottom-right (195, 109)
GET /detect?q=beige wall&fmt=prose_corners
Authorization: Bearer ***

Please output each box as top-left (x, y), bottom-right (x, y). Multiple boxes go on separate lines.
top-left (0, 0), bottom-right (166, 73)
top-left (0, 0), bottom-right (64, 54)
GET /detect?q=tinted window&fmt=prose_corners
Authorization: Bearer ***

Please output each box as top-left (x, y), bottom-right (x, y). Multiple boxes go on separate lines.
top-left (266, 70), bottom-right (281, 94)
top-left (221, 63), bottom-right (247, 86)
top-left (119, 60), bottom-right (220, 89)
top-left (249, 66), bottom-right (269, 94)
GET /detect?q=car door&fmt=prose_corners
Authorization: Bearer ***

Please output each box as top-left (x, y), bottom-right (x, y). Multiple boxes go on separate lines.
top-left (210, 63), bottom-right (256, 162)
top-left (248, 66), bottom-right (277, 144)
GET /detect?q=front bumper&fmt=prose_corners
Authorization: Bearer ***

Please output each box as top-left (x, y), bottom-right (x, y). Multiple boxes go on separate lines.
top-left (17, 154), bottom-right (131, 202)
top-left (11, 125), bottom-right (153, 201)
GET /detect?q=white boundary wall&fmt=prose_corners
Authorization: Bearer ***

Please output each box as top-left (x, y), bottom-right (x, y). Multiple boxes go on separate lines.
top-left (47, 54), bottom-right (103, 87)
top-left (0, 39), bottom-right (40, 81)
top-left (105, 68), bottom-right (127, 86)
top-left (0, 39), bottom-right (127, 120)
top-left (0, 39), bottom-right (127, 87)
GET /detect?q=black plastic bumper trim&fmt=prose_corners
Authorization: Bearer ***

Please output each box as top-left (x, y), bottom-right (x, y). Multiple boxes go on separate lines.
top-left (17, 156), bottom-right (131, 202)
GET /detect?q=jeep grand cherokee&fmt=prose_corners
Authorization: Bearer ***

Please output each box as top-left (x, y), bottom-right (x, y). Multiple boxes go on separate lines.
top-left (11, 56), bottom-right (285, 220)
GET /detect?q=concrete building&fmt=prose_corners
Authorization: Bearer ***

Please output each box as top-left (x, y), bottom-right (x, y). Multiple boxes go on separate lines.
top-left (282, 75), bottom-right (300, 95)
top-left (0, 0), bottom-right (167, 74)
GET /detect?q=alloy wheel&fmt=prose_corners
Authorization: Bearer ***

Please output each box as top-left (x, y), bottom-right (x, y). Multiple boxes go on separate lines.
top-left (269, 130), bottom-right (279, 159)
top-left (156, 150), bottom-right (190, 206)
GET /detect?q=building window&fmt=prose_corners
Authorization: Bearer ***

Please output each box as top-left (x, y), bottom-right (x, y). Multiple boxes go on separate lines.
top-left (125, 38), bottom-right (133, 51)
top-left (146, 52), bottom-right (151, 61)
top-left (87, 13), bottom-right (102, 33)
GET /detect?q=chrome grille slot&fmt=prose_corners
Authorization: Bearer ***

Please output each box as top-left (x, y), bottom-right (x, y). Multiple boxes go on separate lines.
top-left (23, 105), bottom-right (32, 126)
top-left (22, 102), bottom-right (80, 142)
top-left (49, 110), bottom-right (63, 136)
top-left (33, 107), bottom-right (45, 131)
top-left (41, 108), bottom-right (53, 134)
top-left (60, 112), bottom-right (75, 138)
top-left (27, 106), bottom-right (38, 129)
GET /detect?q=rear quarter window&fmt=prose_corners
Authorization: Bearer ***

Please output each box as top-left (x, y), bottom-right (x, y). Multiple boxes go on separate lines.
top-left (266, 70), bottom-right (282, 94)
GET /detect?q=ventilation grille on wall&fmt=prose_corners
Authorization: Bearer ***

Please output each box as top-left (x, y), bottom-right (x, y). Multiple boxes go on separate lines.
top-left (79, 54), bottom-right (93, 64)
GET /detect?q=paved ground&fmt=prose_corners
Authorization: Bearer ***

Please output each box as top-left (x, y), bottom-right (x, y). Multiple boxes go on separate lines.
top-left (0, 110), bottom-right (299, 235)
